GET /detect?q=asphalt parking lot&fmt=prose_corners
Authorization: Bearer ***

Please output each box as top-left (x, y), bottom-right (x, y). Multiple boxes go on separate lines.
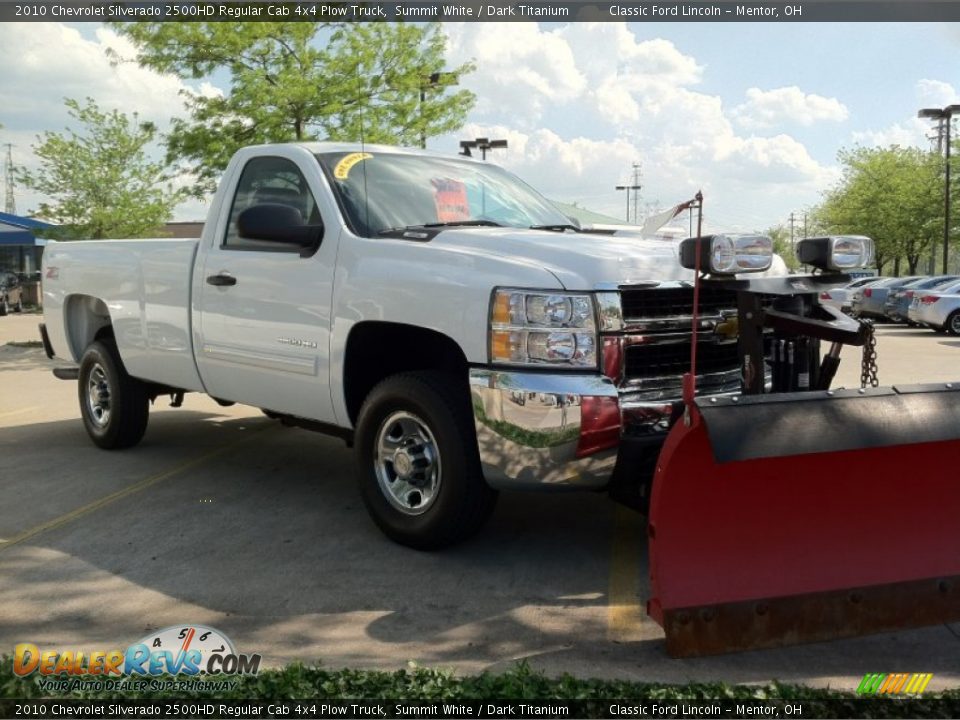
top-left (1, 312), bottom-right (958, 690)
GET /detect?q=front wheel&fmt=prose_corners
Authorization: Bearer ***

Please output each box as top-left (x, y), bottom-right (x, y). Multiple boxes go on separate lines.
top-left (354, 372), bottom-right (497, 550)
top-left (78, 340), bottom-right (150, 449)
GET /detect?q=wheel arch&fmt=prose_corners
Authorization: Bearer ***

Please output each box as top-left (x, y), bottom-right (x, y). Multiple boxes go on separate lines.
top-left (64, 294), bottom-right (114, 361)
top-left (342, 321), bottom-right (469, 426)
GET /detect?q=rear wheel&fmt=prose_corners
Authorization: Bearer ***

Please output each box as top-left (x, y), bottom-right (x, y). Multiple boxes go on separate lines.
top-left (78, 340), bottom-right (150, 449)
top-left (947, 311), bottom-right (960, 336)
top-left (354, 371), bottom-right (497, 550)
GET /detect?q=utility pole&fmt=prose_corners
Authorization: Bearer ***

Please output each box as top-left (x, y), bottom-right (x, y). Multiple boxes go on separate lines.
top-left (788, 212), bottom-right (797, 255)
top-left (802, 213), bottom-right (808, 239)
top-left (615, 162), bottom-right (642, 223)
top-left (3, 143), bottom-right (15, 215)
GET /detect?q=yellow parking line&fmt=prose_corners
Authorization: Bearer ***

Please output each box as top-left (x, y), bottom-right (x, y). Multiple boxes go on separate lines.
top-left (607, 504), bottom-right (646, 641)
top-left (0, 430), bottom-right (268, 554)
top-left (0, 406), bottom-right (40, 420)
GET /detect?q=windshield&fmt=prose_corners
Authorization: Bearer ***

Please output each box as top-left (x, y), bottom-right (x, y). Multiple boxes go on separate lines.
top-left (316, 151), bottom-right (572, 237)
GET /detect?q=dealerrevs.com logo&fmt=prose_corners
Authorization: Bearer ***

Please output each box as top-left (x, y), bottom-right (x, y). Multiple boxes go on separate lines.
top-left (13, 625), bottom-right (260, 692)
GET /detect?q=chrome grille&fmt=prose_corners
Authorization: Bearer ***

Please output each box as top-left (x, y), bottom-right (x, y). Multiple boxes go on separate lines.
top-left (620, 285), bottom-right (738, 321)
top-left (614, 284), bottom-right (742, 397)
top-left (624, 340), bottom-right (739, 379)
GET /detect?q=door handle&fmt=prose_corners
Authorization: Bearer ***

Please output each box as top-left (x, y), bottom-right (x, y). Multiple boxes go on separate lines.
top-left (206, 272), bottom-right (237, 287)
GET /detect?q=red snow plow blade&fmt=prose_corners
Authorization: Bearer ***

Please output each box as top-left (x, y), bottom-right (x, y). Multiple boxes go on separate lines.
top-left (647, 384), bottom-right (960, 657)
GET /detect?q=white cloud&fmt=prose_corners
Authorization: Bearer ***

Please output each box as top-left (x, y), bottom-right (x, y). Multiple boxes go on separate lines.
top-left (732, 86), bottom-right (848, 130)
top-left (444, 23), bottom-right (586, 127)
top-left (0, 24), bottom-right (192, 129)
top-left (1, 21), bottom-right (840, 229)
top-left (0, 23), bottom-right (210, 219)
top-left (851, 79), bottom-right (959, 150)
top-left (440, 23), bottom-right (839, 231)
top-left (851, 119), bottom-right (930, 149)
top-left (445, 123), bottom-right (834, 232)
top-left (916, 79), bottom-right (959, 108)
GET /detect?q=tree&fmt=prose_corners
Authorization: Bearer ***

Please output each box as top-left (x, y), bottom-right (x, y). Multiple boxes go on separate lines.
top-left (812, 146), bottom-right (942, 274)
top-left (764, 224), bottom-right (800, 271)
top-left (110, 22), bottom-right (476, 193)
top-left (16, 98), bottom-right (187, 239)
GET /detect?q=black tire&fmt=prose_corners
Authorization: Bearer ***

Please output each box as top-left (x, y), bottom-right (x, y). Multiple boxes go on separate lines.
top-left (0, 299), bottom-right (7, 317)
top-left (14, 297), bottom-right (23, 313)
top-left (947, 311), bottom-right (960, 337)
top-left (78, 339), bottom-right (150, 449)
top-left (354, 371), bottom-right (497, 550)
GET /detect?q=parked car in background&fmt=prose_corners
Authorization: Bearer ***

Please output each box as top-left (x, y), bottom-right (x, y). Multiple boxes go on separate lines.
top-left (0, 272), bottom-right (23, 316)
top-left (885, 275), bottom-right (959, 324)
top-left (850, 276), bottom-right (921, 319)
top-left (909, 279), bottom-right (960, 334)
top-left (819, 276), bottom-right (881, 314)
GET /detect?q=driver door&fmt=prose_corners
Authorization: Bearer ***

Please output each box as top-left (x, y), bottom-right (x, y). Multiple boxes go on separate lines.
top-left (195, 154), bottom-right (338, 423)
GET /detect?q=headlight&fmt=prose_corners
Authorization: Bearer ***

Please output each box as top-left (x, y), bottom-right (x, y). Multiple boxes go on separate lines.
top-left (489, 289), bottom-right (598, 368)
top-left (679, 234), bottom-right (773, 274)
top-left (797, 236), bottom-right (874, 271)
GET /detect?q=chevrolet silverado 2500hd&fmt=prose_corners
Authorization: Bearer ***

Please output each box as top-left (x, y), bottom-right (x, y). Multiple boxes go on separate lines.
top-left (40, 143), bottom-right (779, 549)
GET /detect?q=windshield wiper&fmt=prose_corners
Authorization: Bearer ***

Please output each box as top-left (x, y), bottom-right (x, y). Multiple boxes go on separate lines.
top-left (422, 220), bottom-right (503, 228)
top-left (379, 220), bottom-right (503, 235)
top-left (529, 223), bottom-right (580, 232)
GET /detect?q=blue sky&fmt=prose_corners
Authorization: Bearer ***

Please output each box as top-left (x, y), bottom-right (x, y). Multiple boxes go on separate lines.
top-left (1, 20), bottom-right (958, 232)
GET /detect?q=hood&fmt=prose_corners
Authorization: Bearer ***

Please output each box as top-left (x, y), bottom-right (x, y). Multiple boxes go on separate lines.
top-left (428, 227), bottom-right (693, 289)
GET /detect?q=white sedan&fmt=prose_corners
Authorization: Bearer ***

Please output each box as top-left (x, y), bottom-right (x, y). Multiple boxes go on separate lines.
top-left (819, 276), bottom-right (882, 314)
top-left (908, 279), bottom-right (960, 334)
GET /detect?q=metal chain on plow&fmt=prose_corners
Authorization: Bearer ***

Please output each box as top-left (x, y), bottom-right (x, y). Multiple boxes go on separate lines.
top-left (860, 319), bottom-right (879, 389)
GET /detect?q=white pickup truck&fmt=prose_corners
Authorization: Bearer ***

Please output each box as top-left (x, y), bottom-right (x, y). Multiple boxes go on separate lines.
top-left (40, 143), bottom-right (776, 549)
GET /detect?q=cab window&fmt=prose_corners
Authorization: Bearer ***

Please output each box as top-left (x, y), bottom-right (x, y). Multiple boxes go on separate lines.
top-left (224, 157), bottom-right (322, 251)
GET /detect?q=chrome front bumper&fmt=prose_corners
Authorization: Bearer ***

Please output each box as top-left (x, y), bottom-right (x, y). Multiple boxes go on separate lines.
top-left (470, 368), bottom-right (684, 491)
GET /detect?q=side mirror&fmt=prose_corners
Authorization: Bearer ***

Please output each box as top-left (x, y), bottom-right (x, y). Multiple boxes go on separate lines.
top-left (237, 204), bottom-right (323, 252)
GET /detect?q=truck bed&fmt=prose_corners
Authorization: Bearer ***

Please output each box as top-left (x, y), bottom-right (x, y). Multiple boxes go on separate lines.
top-left (43, 238), bottom-right (205, 392)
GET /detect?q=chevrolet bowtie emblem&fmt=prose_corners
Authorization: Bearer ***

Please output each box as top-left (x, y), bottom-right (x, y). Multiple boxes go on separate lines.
top-left (714, 317), bottom-right (739, 339)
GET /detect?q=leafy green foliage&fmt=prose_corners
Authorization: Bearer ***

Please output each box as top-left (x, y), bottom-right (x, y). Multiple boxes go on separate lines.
top-left (2, 658), bottom-right (959, 718)
top-left (15, 98), bottom-right (187, 239)
top-left (812, 146), bottom-right (944, 274)
top-left (109, 22), bottom-right (476, 193)
top-left (764, 224), bottom-right (800, 271)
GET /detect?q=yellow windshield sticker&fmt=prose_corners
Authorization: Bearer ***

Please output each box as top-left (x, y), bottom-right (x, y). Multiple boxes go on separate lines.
top-left (334, 152), bottom-right (373, 180)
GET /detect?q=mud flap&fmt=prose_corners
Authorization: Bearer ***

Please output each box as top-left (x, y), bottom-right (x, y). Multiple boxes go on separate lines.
top-left (647, 383), bottom-right (960, 657)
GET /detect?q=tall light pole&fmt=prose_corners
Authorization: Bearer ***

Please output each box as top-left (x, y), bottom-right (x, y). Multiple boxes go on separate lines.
top-left (459, 137), bottom-right (507, 160)
top-left (918, 104), bottom-right (960, 273)
top-left (420, 71), bottom-right (458, 149)
top-left (615, 185), bottom-right (631, 222)
top-left (616, 163), bottom-right (642, 223)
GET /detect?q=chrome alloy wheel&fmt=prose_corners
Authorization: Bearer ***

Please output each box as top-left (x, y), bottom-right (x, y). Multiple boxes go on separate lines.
top-left (951, 313), bottom-right (960, 335)
top-left (374, 411), bottom-right (441, 515)
top-left (86, 362), bottom-right (112, 428)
